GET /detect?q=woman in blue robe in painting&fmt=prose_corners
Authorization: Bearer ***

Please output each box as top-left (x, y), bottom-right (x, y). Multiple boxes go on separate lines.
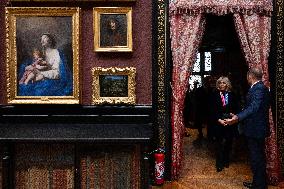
top-left (18, 33), bottom-right (73, 96)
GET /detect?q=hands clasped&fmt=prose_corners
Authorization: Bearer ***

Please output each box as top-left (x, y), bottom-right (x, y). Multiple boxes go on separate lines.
top-left (219, 113), bottom-right (239, 126)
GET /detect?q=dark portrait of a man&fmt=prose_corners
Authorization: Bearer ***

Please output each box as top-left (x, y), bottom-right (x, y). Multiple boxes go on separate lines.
top-left (100, 14), bottom-right (127, 47)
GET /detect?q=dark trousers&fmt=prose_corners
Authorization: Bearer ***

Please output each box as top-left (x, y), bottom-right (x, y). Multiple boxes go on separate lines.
top-left (216, 136), bottom-right (232, 168)
top-left (247, 137), bottom-right (267, 189)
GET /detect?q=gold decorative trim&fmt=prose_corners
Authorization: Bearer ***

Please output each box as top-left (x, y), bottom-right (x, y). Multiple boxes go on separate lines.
top-left (276, 0), bottom-right (284, 174)
top-left (93, 7), bottom-right (133, 52)
top-left (91, 67), bottom-right (136, 105)
top-left (157, 0), bottom-right (166, 148)
top-left (5, 7), bottom-right (80, 104)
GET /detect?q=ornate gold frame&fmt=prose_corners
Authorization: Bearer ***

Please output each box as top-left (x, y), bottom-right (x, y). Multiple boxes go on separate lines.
top-left (93, 7), bottom-right (132, 52)
top-left (92, 67), bottom-right (136, 105)
top-left (6, 7), bottom-right (80, 104)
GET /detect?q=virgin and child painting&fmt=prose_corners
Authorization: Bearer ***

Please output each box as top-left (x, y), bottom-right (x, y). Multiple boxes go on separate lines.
top-left (6, 8), bottom-right (80, 104)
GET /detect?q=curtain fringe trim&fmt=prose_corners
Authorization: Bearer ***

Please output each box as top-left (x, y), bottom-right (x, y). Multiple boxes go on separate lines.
top-left (170, 6), bottom-right (272, 16)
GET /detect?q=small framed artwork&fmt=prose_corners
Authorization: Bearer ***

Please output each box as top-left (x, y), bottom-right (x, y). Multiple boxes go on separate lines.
top-left (93, 7), bottom-right (132, 52)
top-left (92, 67), bottom-right (136, 105)
top-left (6, 7), bottom-right (80, 104)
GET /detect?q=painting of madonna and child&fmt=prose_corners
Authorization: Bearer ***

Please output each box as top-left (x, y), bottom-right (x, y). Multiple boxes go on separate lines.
top-left (6, 8), bottom-right (80, 104)
top-left (17, 19), bottom-right (74, 96)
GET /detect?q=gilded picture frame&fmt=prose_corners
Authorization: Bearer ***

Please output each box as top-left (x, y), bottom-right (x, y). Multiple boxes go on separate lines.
top-left (93, 7), bottom-right (133, 52)
top-left (6, 7), bottom-right (80, 104)
top-left (92, 67), bottom-right (136, 105)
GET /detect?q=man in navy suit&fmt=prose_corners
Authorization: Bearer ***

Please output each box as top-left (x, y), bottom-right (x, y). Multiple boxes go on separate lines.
top-left (225, 67), bottom-right (270, 189)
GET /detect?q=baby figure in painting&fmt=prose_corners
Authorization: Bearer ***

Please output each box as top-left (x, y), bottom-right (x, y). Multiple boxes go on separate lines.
top-left (19, 48), bottom-right (49, 85)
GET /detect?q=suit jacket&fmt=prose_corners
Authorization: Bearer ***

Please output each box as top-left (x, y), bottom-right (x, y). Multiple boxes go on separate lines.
top-left (209, 90), bottom-right (239, 138)
top-left (209, 90), bottom-right (238, 124)
top-left (237, 81), bottom-right (270, 139)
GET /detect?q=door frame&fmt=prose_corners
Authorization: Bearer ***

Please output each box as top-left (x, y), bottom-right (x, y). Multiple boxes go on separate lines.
top-left (152, 0), bottom-right (284, 178)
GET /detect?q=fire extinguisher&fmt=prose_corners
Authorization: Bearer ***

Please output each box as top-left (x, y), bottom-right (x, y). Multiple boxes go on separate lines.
top-left (154, 148), bottom-right (165, 185)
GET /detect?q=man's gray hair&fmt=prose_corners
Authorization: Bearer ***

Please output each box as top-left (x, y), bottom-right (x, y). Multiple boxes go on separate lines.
top-left (248, 67), bottom-right (263, 80)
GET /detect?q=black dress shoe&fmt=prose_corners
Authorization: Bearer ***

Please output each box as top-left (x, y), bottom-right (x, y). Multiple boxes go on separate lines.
top-left (243, 181), bottom-right (253, 188)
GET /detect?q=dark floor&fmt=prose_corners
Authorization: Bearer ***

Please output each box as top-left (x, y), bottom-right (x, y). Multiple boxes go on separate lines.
top-left (152, 128), bottom-right (283, 189)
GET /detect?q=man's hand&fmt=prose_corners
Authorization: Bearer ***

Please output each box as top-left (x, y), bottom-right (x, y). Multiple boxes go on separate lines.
top-left (218, 119), bottom-right (227, 126)
top-left (225, 113), bottom-right (238, 125)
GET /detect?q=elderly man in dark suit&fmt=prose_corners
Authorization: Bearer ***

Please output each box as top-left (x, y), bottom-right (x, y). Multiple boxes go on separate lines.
top-left (225, 67), bottom-right (270, 189)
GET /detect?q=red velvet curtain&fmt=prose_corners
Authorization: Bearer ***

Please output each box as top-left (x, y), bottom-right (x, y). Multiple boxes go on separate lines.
top-left (170, 13), bottom-right (206, 179)
top-left (169, 0), bottom-right (281, 184)
top-left (234, 14), bottom-right (281, 185)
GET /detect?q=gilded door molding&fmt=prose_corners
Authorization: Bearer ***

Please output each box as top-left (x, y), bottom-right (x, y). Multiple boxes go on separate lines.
top-left (155, 0), bottom-right (167, 148)
top-left (275, 0), bottom-right (284, 174)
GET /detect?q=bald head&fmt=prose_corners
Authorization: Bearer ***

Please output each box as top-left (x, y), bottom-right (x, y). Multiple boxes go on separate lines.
top-left (248, 67), bottom-right (263, 80)
top-left (247, 67), bottom-right (263, 85)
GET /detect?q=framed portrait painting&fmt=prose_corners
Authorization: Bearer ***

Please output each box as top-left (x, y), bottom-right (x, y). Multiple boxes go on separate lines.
top-left (93, 7), bottom-right (132, 52)
top-left (92, 67), bottom-right (136, 105)
top-left (6, 7), bottom-right (80, 104)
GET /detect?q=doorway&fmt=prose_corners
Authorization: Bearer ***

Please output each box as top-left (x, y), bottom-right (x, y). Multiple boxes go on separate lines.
top-left (181, 14), bottom-right (252, 188)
